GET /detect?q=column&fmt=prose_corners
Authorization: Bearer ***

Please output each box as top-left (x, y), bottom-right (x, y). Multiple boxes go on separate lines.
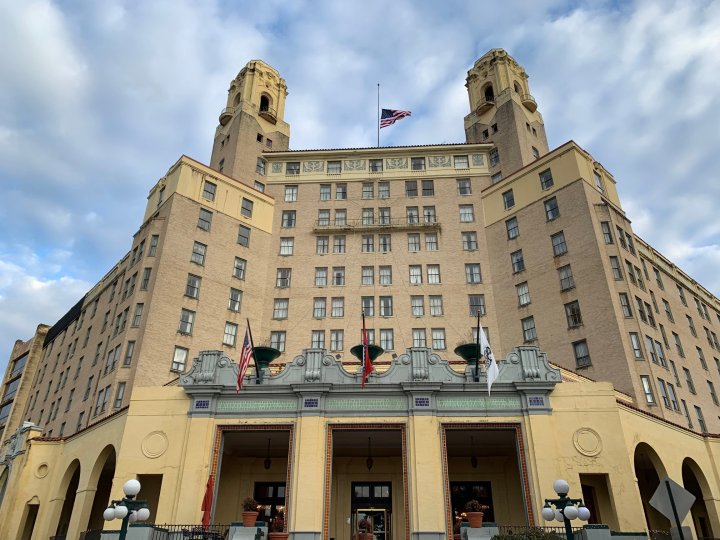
top-left (289, 416), bottom-right (326, 540)
top-left (407, 415), bottom-right (445, 540)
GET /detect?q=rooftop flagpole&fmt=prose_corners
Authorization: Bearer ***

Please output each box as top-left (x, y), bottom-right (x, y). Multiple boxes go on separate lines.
top-left (377, 83), bottom-right (380, 147)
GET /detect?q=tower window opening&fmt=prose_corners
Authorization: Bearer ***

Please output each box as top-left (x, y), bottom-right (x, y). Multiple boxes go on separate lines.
top-left (484, 85), bottom-right (494, 102)
top-left (514, 81), bottom-right (522, 94)
top-left (260, 95), bottom-right (271, 112)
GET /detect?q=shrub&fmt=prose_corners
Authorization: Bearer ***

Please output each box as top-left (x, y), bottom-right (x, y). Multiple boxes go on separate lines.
top-left (242, 497), bottom-right (259, 511)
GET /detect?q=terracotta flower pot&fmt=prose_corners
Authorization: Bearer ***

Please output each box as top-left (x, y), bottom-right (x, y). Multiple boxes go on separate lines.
top-left (269, 533), bottom-right (289, 540)
top-left (360, 533), bottom-right (375, 540)
top-left (467, 511), bottom-right (484, 528)
top-left (242, 510), bottom-right (259, 527)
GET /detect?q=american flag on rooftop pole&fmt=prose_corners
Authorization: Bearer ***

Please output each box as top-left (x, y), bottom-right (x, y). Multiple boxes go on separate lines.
top-left (236, 323), bottom-right (254, 392)
top-left (380, 108), bottom-right (411, 128)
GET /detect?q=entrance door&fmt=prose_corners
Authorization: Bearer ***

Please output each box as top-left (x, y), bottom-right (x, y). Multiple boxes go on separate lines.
top-left (254, 482), bottom-right (286, 527)
top-left (450, 482), bottom-right (494, 522)
top-left (352, 482), bottom-right (392, 540)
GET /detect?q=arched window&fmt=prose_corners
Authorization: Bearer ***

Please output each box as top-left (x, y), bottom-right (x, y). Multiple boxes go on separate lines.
top-left (513, 81), bottom-right (522, 94)
top-left (233, 93), bottom-right (242, 107)
top-left (260, 95), bottom-right (270, 112)
top-left (483, 85), bottom-right (494, 102)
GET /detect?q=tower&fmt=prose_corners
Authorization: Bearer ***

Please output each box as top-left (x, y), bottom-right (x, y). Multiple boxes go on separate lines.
top-left (210, 60), bottom-right (291, 185)
top-left (464, 49), bottom-right (549, 178)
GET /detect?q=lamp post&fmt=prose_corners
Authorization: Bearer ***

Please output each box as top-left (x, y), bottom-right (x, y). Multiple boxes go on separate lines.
top-left (103, 479), bottom-right (151, 540)
top-left (541, 479), bottom-right (591, 540)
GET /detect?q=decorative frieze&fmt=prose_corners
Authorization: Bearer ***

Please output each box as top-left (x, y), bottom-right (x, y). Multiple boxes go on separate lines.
top-left (303, 161), bottom-right (324, 173)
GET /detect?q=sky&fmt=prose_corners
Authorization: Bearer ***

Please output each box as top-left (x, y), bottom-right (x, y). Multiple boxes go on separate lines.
top-left (1, 0), bottom-right (719, 372)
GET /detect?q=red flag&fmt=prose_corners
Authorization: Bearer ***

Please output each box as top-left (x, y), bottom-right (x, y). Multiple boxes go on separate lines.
top-left (361, 312), bottom-right (372, 388)
top-left (237, 324), bottom-right (254, 392)
top-left (201, 475), bottom-right (214, 526)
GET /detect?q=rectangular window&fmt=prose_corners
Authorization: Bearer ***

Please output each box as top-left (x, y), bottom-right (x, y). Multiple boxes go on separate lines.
top-left (191, 242), bottom-right (206, 265)
top-left (406, 206), bottom-right (419, 224)
top-left (489, 148), bottom-right (500, 167)
top-left (457, 178), bottom-right (471, 195)
top-left (684, 367), bottom-right (695, 393)
top-left (425, 233), bottom-right (438, 251)
top-left (565, 300), bottom-right (583, 327)
top-left (380, 296), bottom-right (393, 317)
top-left (313, 297), bottom-right (327, 319)
top-left (148, 234), bottom-right (159, 256)
top-left (378, 181), bottom-right (390, 198)
top-left (336, 183), bottom-right (347, 200)
top-left (558, 265), bottom-right (575, 291)
top-left (370, 159), bottom-right (384, 173)
top-left (465, 263), bottom-right (482, 284)
top-left (281, 210), bottom-right (296, 228)
top-left (522, 317), bottom-right (537, 342)
top-left (331, 297), bottom-right (344, 318)
top-left (113, 382), bottom-right (126, 409)
top-left (491, 172), bottom-right (502, 184)
top-left (332, 267), bottom-right (345, 286)
top-left (237, 225), bottom-right (251, 246)
top-left (315, 267), bottom-right (328, 287)
top-left (411, 295), bottom-right (425, 317)
top-left (506, 217), bottom-right (519, 239)
top-left (286, 163), bottom-right (300, 177)
top-left (270, 332), bottom-right (286, 352)
top-left (626, 232), bottom-right (636, 255)
top-left (601, 222), bottom-right (613, 244)
top-left (223, 322), bottom-right (238, 347)
top-left (687, 315), bottom-right (697, 336)
top-left (316, 236), bottom-right (329, 255)
top-left (594, 171), bottom-right (605, 193)
top-left (511, 250), bottom-right (525, 273)
top-left (516, 282), bottom-right (531, 306)
top-left (284, 184), bottom-right (298, 201)
top-left (362, 182), bottom-right (374, 199)
top-left (241, 198), bottom-right (254, 218)
top-left (422, 179), bottom-right (434, 196)
top-left (454, 155), bottom-right (469, 169)
top-left (132, 303), bottom-right (143, 327)
top-left (427, 264), bottom-right (441, 284)
top-left (327, 160), bottom-right (342, 174)
top-left (256, 157), bottom-right (266, 175)
top-left (311, 330), bottom-right (325, 349)
top-left (198, 208), bottom-right (213, 231)
top-left (545, 197), bottom-right (560, 220)
top-left (657, 379), bottom-right (670, 408)
top-left (178, 309), bottom-right (195, 335)
top-left (574, 340), bottom-right (591, 368)
top-left (279, 237), bottom-right (294, 256)
top-left (697, 346), bottom-right (708, 370)
top-left (432, 328), bottom-right (446, 350)
top-left (411, 157), bottom-right (426, 171)
top-left (172, 347), bottom-right (188, 372)
top-left (379, 266), bottom-right (392, 285)
top-left (462, 232), bottom-right (478, 251)
top-left (674, 332), bottom-right (685, 357)
top-left (378, 207), bottom-right (390, 225)
top-left (423, 206), bottom-right (436, 224)
top-left (653, 267), bottom-right (664, 289)
top-left (677, 284), bottom-right (687, 305)
top-left (636, 297), bottom-right (647, 323)
top-left (124, 341), bottom-right (135, 366)
top-left (468, 294), bottom-right (486, 316)
top-left (551, 231), bottom-right (567, 256)
top-left (428, 295), bottom-right (443, 316)
top-left (667, 383), bottom-right (679, 410)
top-left (502, 189), bottom-right (515, 209)
top-left (379, 234), bottom-right (391, 253)
top-left (695, 406), bottom-right (707, 432)
top-left (203, 181), bottom-right (217, 201)
top-left (412, 328), bottom-right (427, 347)
top-left (234, 257), bottom-right (246, 280)
top-left (229, 288), bottom-right (243, 311)
top-left (361, 266), bottom-right (374, 285)
top-left (663, 299), bottom-right (674, 322)
top-left (333, 235), bottom-right (346, 253)
top-left (409, 265), bottom-right (423, 285)
top-left (330, 330), bottom-right (344, 352)
top-left (630, 333), bottom-right (643, 358)
top-left (610, 256), bottom-right (622, 279)
top-left (276, 268), bottom-right (291, 288)
top-left (641, 375), bottom-right (655, 404)
top-left (273, 299), bottom-right (289, 320)
top-left (141, 267), bottom-right (151, 290)
top-left (539, 169), bottom-right (554, 190)
top-left (319, 184), bottom-right (331, 201)
top-left (362, 297), bottom-right (374, 317)
top-left (407, 233), bottom-right (421, 252)
top-left (254, 180), bottom-right (265, 192)
top-left (362, 235), bottom-right (375, 253)
top-left (380, 329), bottom-right (394, 350)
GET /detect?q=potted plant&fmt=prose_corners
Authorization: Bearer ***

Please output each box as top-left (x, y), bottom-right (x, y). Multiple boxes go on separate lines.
top-left (465, 500), bottom-right (488, 528)
top-left (241, 497), bottom-right (259, 527)
top-left (269, 509), bottom-right (288, 540)
top-left (357, 516), bottom-right (374, 540)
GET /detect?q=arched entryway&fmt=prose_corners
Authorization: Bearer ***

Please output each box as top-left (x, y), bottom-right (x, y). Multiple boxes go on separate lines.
top-left (682, 458), bottom-right (715, 539)
top-left (54, 460), bottom-right (81, 537)
top-left (85, 445), bottom-right (117, 532)
top-left (633, 443), bottom-right (670, 532)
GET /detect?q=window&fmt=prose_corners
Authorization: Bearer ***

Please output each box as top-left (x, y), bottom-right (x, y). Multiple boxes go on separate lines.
top-left (233, 257), bottom-right (246, 280)
top-left (465, 263), bottom-right (482, 284)
top-left (670, 359), bottom-right (680, 385)
top-left (677, 284), bottom-right (687, 305)
top-left (502, 189), bottom-right (515, 209)
top-left (593, 171), bottom-right (605, 193)
top-left (427, 265), bottom-right (441, 284)
top-left (361, 266), bottom-right (374, 285)
top-left (511, 250), bottom-right (525, 273)
top-left (684, 367), bottom-right (696, 393)
top-left (636, 297), bottom-right (647, 323)
top-left (279, 237), bottom-right (294, 256)
top-left (431, 329), bottom-right (446, 350)
top-left (282, 210), bottom-right (296, 228)
top-left (203, 181), bottom-right (217, 201)
top-left (169, 347), bottom-right (189, 374)
top-left (114, 308), bottom-right (128, 335)
top-left (657, 379), bottom-right (671, 408)
top-left (315, 267), bottom-right (328, 287)
top-left (425, 233), bottom-right (438, 251)
top-left (708, 380), bottom-right (719, 406)
top-left (457, 179), bottom-right (471, 195)
top-left (522, 317), bottom-right (537, 342)
top-left (409, 265), bottom-right (423, 285)
top-left (411, 157), bottom-right (426, 171)
top-left (574, 340), bottom-right (591, 368)
top-left (327, 160), bottom-right (342, 174)
top-left (331, 297), bottom-right (344, 318)
top-left (273, 299), bottom-right (289, 320)
top-left (423, 206), bottom-right (436, 224)
top-left (491, 172), bottom-right (502, 184)
top-left (409, 328), bottom-right (427, 347)
top-left (362, 182), bottom-right (374, 199)
top-left (140, 267), bottom-right (151, 290)
top-left (630, 333), bottom-right (643, 358)
top-left (362, 297), bottom-right (374, 317)
top-left (379, 266), bottom-right (392, 285)
top-left (330, 330), bottom-right (344, 351)
top-left (148, 234), bottom-right (159, 256)
top-left (132, 303), bottom-right (143, 327)
top-left (270, 332), bottom-right (286, 352)
top-left (124, 341), bottom-right (135, 366)
top-left (626, 232), bottom-right (635, 254)
top-left (697, 346), bottom-right (708, 370)
top-left (378, 181), bottom-right (390, 199)
top-left (317, 236), bottom-right (329, 255)
top-left (332, 267), bottom-right (345, 286)
top-left (157, 186), bottom-right (165, 208)
top-left (516, 282), bottom-right (531, 306)
top-left (641, 376), bottom-right (655, 404)
top-left (237, 225), bottom-right (251, 247)
top-left (336, 183), bottom-right (347, 200)
top-left (407, 233), bottom-right (421, 252)
top-left (241, 198), bottom-right (254, 218)
top-left (379, 234), bottom-right (391, 253)
top-left (362, 235), bottom-right (374, 253)
top-left (410, 296), bottom-right (425, 317)
top-left (311, 330), bottom-right (325, 348)
top-left (319, 184), bottom-right (331, 201)
top-left (198, 208), bottom-right (213, 231)
top-left (506, 217), bottom-right (519, 239)
top-left (544, 197), bottom-right (560, 220)
top-left (462, 232), bottom-right (478, 251)
top-left (406, 206), bottom-right (419, 224)
top-left (551, 231), bottom-right (567, 256)
top-left (687, 315), bottom-right (697, 337)
top-left (429, 295), bottom-right (444, 316)
top-left (370, 159), bottom-right (383, 173)
top-left (674, 332), bottom-right (685, 357)
top-left (380, 296), bottom-right (393, 317)
top-left (276, 269), bottom-right (291, 288)
top-left (558, 265), bottom-right (575, 291)
top-left (454, 155), bottom-right (469, 169)
top-left (565, 301), bottom-right (583, 327)
top-left (539, 169), bottom-right (554, 190)
top-left (112, 382), bottom-right (126, 409)
top-left (609, 256), bottom-right (622, 280)
top-left (333, 235), bottom-right (346, 254)
top-left (601, 222), bottom-right (613, 244)
top-left (380, 329), bottom-right (394, 350)
top-left (285, 184), bottom-right (298, 202)
top-left (459, 205), bottom-right (474, 223)
top-left (653, 267), bottom-right (664, 289)
top-left (178, 309), bottom-right (195, 335)
top-left (286, 163), bottom-right (300, 176)
top-left (532, 146), bottom-right (540, 159)
top-left (663, 299), bottom-right (674, 322)
top-left (422, 179), bottom-right (434, 196)
top-left (223, 322), bottom-right (238, 346)
top-left (695, 406), bottom-right (707, 432)
top-left (489, 148), bottom-right (500, 167)
top-left (256, 157), bottom-right (266, 175)
top-left (468, 294), bottom-right (485, 317)
top-left (667, 383), bottom-right (679, 410)
top-left (313, 298), bottom-right (327, 319)
top-left (191, 242), bottom-right (206, 265)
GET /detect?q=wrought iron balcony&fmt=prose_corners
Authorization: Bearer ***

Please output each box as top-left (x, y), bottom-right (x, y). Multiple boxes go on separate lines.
top-left (259, 105), bottom-right (277, 124)
top-left (218, 107), bottom-right (234, 126)
top-left (313, 217), bottom-right (441, 233)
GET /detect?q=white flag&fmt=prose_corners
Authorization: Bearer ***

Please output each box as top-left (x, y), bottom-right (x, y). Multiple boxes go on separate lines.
top-left (481, 325), bottom-right (499, 395)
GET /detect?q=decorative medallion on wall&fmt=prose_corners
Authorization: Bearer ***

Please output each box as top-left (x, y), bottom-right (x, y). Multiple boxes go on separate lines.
top-left (428, 156), bottom-right (451, 168)
top-left (141, 431), bottom-right (169, 459)
top-left (35, 463), bottom-right (49, 478)
top-left (303, 161), bottom-right (324, 173)
top-left (271, 162), bottom-right (283, 174)
top-left (572, 427), bottom-right (602, 457)
top-left (386, 157), bottom-right (408, 170)
top-left (471, 154), bottom-right (485, 166)
top-left (344, 159), bottom-right (366, 171)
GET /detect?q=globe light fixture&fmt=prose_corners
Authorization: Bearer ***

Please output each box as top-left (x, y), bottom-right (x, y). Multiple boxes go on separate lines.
top-left (541, 479), bottom-right (591, 540)
top-left (103, 478), bottom-right (151, 540)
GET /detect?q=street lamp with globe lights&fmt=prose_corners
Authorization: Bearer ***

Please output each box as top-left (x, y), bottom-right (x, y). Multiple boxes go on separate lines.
top-left (541, 479), bottom-right (591, 540)
top-left (103, 479), bottom-right (151, 540)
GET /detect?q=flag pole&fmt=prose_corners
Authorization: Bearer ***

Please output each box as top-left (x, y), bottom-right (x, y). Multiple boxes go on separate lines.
top-left (377, 83), bottom-right (380, 147)
top-left (246, 317), bottom-right (260, 383)
top-left (475, 311), bottom-right (481, 382)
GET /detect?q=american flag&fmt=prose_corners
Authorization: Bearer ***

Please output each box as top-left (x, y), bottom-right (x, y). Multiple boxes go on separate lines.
top-left (236, 325), bottom-right (254, 392)
top-left (380, 108), bottom-right (411, 128)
